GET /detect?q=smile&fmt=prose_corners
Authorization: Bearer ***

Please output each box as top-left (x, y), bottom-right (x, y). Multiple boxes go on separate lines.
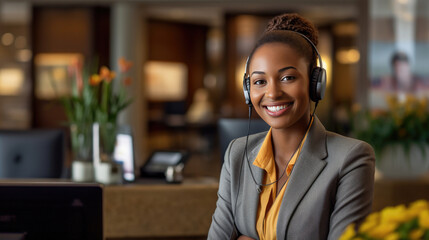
top-left (267, 103), bottom-right (292, 112)
top-left (265, 102), bottom-right (293, 114)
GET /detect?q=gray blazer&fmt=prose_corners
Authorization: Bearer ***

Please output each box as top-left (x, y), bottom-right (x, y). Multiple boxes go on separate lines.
top-left (208, 117), bottom-right (375, 240)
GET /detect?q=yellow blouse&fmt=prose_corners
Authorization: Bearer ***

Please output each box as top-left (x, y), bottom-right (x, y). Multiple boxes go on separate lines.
top-left (253, 119), bottom-right (313, 240)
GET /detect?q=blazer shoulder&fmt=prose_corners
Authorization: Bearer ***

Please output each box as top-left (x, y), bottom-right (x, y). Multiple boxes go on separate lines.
top-left (326, 131), bottom-right (373, 150)
top-left (325, 131), bottom-right (375, 162)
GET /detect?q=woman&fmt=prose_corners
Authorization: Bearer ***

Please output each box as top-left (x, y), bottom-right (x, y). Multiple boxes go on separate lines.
top-left (208, 13), bottom-right (375, 240)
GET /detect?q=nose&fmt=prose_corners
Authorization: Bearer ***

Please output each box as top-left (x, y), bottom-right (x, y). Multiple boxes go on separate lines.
top-left (265, 81), bottom-right (283, 99)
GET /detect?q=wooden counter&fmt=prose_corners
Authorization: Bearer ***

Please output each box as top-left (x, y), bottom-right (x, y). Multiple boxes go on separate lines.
top-left (103, 173), bottom-right (429, 239)
top-left (103, 178), bottom-right (219, 239)
top-left (2, 173), bottom-right (428, 239)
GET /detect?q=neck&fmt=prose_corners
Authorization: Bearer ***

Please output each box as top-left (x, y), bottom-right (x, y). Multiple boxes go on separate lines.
top-left (271, 113), bottom-right (313, 164)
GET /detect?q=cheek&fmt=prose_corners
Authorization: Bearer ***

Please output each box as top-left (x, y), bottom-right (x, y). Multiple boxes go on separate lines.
top-left (289, 83), bottom-right (310, 100)
top-left (249, 88), bottom-right (262, 102)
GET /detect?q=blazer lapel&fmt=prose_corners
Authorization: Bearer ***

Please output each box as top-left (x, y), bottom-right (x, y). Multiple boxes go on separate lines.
top-left (276, 117), bottom-right (328, 240)
top-left (239, 133), bottom-right (265, 238)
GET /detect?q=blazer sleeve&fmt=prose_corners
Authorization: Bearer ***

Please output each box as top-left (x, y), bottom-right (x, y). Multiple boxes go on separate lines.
top-left (328, 141), bottom-right (375, 240)
top-left (208, 139), bottom-right (239, 240)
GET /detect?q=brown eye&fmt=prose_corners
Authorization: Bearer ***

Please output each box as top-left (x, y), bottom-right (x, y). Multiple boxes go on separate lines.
top-left (253, 79), bottom-right (266, 85)
top-left (281, 75), bottom-right (296, 82)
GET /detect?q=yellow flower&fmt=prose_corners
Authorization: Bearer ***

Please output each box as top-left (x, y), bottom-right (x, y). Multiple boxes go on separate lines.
top-left (339, 224), bottom-right (356, 240)
top-left (405, 95), bottom-right (418, 113)
top-left (409, 228), bottom-right (425, 239)
top-left (385, 232), bottom-right (400, 240)
top-left (419, 209), bottom-right (429, 228)
top-left (359, 220), bottom-right (377, 233)
top-left (367, 222), bottom-right (398, 239)
top-left (366, 212), bottom-right (380, 222)
top-left (359, 213), bottom-right (379, 233)
top-left (386, 94), bottom-right (399, 111)
top-left (418, 97), bottom-right (428, 117)
top-left (408, 199), bottom-right (429, 219)
top-left (380, 205), bottom-right (411, 224)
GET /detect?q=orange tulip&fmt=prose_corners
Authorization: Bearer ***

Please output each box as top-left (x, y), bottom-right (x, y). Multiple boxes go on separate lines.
top-left (90, 74), bottom-right (102, 86)
top-left (118, 57), bottom-right (133, 73)
top-left (99, 66), bottom-right (116, 83)
top-left (123, 77), bottom-right (132, 86)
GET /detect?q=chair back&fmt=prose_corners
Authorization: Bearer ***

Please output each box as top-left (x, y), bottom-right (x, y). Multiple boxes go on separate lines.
top-left (218, 118), bottom-right (270, 161)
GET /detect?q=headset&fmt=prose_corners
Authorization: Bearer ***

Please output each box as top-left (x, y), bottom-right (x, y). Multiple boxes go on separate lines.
top-left (237, 30), bottom-right (326, 196)
top-left (242, 30), bottom-right (327, 105)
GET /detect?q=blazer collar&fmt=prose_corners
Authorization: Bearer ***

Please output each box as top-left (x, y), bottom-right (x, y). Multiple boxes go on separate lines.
top-left (277, 115), bottom-right (328, 239)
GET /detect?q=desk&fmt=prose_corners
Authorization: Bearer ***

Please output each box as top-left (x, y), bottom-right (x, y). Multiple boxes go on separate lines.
top-left (103, 178), bottom-right (218, 239)
top-left (2, 174), bottom-right (428, 239)
top-left (104, 175), bottom-right (429, 239)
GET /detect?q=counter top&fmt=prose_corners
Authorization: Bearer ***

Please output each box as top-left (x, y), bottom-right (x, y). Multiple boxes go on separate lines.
top-left (103, 177), bottom-right (219, 239)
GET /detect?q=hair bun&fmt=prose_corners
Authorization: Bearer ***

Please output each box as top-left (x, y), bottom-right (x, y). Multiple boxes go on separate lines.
top-left (265, 13), bottom-right (318, 46)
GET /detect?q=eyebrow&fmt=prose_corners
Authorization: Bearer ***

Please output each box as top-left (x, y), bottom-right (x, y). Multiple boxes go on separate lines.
top-left (250, 66), bottom-right (297, 77)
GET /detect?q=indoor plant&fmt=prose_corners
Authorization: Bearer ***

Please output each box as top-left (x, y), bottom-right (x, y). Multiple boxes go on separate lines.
top-left (64, 57), bottom-right (133, 182)
top-left (352, 95), bottom-right (429, 178)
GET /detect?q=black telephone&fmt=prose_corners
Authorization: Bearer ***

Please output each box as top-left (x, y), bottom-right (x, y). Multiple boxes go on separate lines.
top-left (140, 151), bottom-right (188, 178)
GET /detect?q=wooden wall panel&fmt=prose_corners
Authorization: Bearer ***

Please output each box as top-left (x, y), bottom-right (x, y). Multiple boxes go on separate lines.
top-left (147, 19), bottom-right (208, 107)
top-left (31, 6), bottom-right (110, 129)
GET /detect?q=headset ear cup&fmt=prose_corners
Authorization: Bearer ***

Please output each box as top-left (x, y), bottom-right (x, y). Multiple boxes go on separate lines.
top-left (310, 67), bottom-right (326, 102)
top-left (243, 76), bottom-right (252, 106)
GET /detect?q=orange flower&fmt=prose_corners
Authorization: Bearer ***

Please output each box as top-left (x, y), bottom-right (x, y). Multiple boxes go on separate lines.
top-left (118, 57), bottom-right (133, 73)
top-left (123, 77), bottom-right (132, 86)
top-left (90, 74), bottom-right (102, 86)
top-left (68, 59), bottom-right (83, 94)
top-left (99, 66), bottom-right (116, 83)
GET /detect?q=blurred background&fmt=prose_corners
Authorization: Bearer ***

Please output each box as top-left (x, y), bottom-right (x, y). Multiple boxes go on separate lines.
top-left (1, 0), bottom-right (429, 238)
top-left (0, 0), bottom-right (370, 176)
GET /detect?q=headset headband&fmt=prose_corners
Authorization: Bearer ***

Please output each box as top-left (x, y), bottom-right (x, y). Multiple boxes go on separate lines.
top-left (244, 30), bottom-right (323, 77)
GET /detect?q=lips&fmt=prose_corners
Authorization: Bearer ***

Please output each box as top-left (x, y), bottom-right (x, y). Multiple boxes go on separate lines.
top-left (264, 102), bottom-right (293, 116)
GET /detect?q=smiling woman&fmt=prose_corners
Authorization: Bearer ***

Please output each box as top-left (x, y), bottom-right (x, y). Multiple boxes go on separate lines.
top-left (209, 13), bottom-right (375, 240)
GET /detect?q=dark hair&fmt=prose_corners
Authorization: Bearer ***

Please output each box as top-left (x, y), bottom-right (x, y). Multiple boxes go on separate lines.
top-left (264, 13), bottom-right (318, 45)
top-left (391, 51), bottom-right (409, 66)
top-left (246, 13), bottom-right (319, 75)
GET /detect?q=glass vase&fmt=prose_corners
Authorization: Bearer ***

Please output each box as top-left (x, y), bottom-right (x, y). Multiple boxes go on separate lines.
top-left (93, 122), bottom-right (122, 184)
top-left (98, 122), bottom-right (117, 161)
top-left (70, 123), bottom-right (94, 182)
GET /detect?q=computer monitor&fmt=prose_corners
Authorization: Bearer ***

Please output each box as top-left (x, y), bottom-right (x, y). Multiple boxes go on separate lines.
top-left (113, 126), bottom-right (135, 182)
top-left (218, 118), bottom-right (270, 160)
top-left (0, 182), bottom-right (103, 240)
top-left (0, 129), bottom-right (64, 178)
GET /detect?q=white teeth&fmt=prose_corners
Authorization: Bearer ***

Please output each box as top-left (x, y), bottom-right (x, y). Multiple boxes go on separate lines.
top-left (267, 104), bottom-right (288, 112)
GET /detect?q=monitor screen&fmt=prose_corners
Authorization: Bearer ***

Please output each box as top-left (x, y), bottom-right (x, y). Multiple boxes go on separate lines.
top-left (0, 129), bottom-right (64, 179)
top-left (0, 182), bottom-right (103, 240)
top-left (113, 132), bottom-right (135, 182)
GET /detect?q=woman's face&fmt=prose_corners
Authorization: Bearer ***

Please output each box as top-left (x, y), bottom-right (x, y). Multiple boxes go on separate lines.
top-left (249, 42), bottom-right (311, 130)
